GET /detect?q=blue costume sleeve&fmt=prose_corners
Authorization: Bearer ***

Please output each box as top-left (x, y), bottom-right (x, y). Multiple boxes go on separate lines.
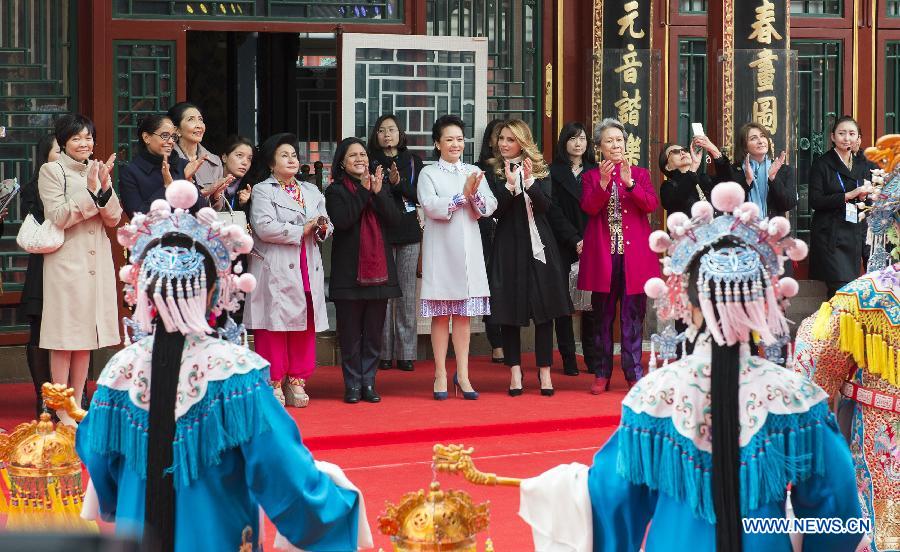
top-left (588, 430), bottom-right (658, 551)
top-left (790, 418), bottom-right (866, 552)
top-left (240, 391), bottom-right (360, 551)
top-left (75, 407), bottom-right (122, 522)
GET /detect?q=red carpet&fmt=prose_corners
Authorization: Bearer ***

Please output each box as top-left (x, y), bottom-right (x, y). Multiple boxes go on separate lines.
top-left (0, 352), bottom-right (638, 549)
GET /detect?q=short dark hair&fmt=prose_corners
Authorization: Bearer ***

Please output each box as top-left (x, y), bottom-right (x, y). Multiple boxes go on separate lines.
top-left (166, 101), bottom-right (201, 130)
top-left (248, 132), bottom-right (299, 185)
top-left (54, 114), bottom-right (96, 150)
top-left (221, 134), bottom-right (254, 157)
top-left (368, 114), bottom-right (408, 154)
top-left (331, 137), bottom-right (368, 183)
top-left (555, 121), bottom-right (596, 166)
top-left (136, 114), bottom-right (172, 152)
top-left (431, 114), bottom-right (466, 159)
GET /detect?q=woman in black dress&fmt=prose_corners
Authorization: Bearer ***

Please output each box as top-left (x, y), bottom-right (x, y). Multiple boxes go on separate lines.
top-left (487, 119), bottom-right (572, 397)
top-left (546, 122), bottom-right (598, 376)
top-left (19, 133), bottom-right (60, 415)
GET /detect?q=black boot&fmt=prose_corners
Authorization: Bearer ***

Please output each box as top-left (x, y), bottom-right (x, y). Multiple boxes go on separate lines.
top-left (26, 345), bottom-right (51, 418)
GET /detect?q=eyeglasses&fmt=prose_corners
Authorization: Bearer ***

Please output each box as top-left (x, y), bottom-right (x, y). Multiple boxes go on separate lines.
top-left (153, 132), bottom-right (178, 142)
top-left (666, 147), bottom-right (686, 156)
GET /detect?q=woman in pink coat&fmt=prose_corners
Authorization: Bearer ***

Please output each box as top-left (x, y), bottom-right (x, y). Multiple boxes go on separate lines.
top-left (578, 118), bottom-right (659, 393)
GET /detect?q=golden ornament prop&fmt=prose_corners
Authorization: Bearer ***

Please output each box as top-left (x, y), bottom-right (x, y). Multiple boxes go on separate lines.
top-left (41, 382), bottom-right (87, 423)
top-left (377, 444), bottom-right (504, 551)
top-left (865, 134), bottom-right (900, 172)
top-left (0, 385), bottom-right (95, 531)
top-left (432, 444), bottom-right (521, 487)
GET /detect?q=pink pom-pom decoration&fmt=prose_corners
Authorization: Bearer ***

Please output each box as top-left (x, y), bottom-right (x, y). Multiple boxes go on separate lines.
top-left (149, 199), bottom-right (171, 215)
top-left (666, 212), bottom-right (689, 234)
top-left (165, 180), bottom-right (198, 210)
top-left (644, 277), bottom-right (667, 299)
top-left (710, 182), bottom-right (745, 213)
top-left (235, 234), bottom-right (254, 254)
top-left (734, 202), bottom-right (760, 223)
top-left (786, 239), bottom-right (808, 261)
top-left (236, 273), bottom-right (257, 293)
top-left (195, 207), bottom-right (218, 226)
top-left (119, 264), bottom-right (135, 282)
top-left (778, 277), bottom-right (799, 298)
top-left (690, 201), bottom-right (714, 222)
top-left (767, 216), bottom-right (791, 238)
top-left (649, 230), bottom-right (673, 253)
top-left (117, 227), bottom-right (135, 247)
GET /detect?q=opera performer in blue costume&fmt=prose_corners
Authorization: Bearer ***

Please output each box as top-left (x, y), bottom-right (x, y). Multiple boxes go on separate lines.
top-left (514, 182), bottom-right (867, 551)
top-left (74, 180), bottom-right (372, 551)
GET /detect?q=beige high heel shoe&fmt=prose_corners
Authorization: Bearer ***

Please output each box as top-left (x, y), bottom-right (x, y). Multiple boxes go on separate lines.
top-left (283, 377), bottom-right (310, 408)
top-left (271, 379), bottom-right (286, 406)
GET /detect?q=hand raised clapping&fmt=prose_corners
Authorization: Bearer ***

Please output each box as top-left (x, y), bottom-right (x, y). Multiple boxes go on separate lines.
top-left (768, 150), bottom-right (787, 180)
top-left (598, 160), bottom-right (616, 190)
top-left (464, 170), bottom-right (483, 199)
top-left (184, 154), bottom-right (209, 182)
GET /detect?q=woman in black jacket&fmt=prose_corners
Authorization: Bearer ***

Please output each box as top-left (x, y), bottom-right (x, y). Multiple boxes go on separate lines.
top-left (659, 135), bottom-right (730, 216)
top-left (728, 122), bottom-right (797, 218)
top-left (809, 116), bottom-right (876, 297)
top-left (325, 137), bottom-right (403, 404)
top-left (487, 119), bottom-right (572, 397)
top-left (118, 114), bottom-right (212, 217)
top-left (476, 119), bottom-right (505, 364)
top-left (367, 115), bottom-right (424, 372)
top-left (19, 133), bottom-right (59, 415)
top-left (546, 122), bottom-right (598, 376)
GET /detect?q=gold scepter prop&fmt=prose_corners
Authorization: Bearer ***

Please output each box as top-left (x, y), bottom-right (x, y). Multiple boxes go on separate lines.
top-left (431, 444), bottom-right (522, 487)
top-left (41, 382), bottom-right (87, 424)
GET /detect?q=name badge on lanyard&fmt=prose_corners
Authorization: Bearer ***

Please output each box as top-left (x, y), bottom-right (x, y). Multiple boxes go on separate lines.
top-left (838, 172), bottom-right (858, 224)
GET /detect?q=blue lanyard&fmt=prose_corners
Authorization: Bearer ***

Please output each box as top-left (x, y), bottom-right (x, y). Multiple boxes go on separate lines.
top-left (836, 172), bottom-right (857, 193)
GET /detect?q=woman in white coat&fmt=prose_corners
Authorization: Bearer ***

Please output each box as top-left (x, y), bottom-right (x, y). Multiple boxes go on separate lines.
top-left (244, 133), bottom-right (333, 408)
top-left (39, 114), bottom-right (122, 425)
top-left (418, 115), bottom-right (497, 400)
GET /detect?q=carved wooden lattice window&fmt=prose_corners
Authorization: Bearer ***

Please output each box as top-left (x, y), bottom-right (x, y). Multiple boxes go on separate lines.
top-left (425, 0), bottom-right (541, 140)
top-left (0, 0), bottom-right (74, 307)
top-left (887, 42), bottom-right (900, 133)
top-left (793, 40), bottom-right (842, 244)
top-left (113, 0), bottom-right (402, 21)
top-left (677, 38), bottom-right (706, 148)
top-left (790, 0), bottom-right (842, 15)
top-left (113, 41), bottom-right (176, 167)
top-left (341, 34), bottom-right (488, 164)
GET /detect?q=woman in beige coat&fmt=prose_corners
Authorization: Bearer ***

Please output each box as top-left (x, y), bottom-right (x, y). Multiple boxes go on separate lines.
top-left (39, 114), bottom-right (122, 423)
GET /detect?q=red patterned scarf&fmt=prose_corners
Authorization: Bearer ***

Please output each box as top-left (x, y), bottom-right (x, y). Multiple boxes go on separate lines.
top-left (343, 176), bottom-right (388, 286)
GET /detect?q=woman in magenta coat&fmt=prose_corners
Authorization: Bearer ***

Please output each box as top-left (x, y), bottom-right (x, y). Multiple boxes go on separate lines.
top-left (578, 118), bottom-right (659, 393)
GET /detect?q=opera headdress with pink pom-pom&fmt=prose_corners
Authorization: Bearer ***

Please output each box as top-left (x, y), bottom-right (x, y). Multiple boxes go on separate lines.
top-left (116, 180), bottom-right (256, 344)
top-left (645, 181), bottom-right (807, 366)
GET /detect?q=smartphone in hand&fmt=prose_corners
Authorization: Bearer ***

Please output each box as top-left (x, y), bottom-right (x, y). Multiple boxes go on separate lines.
top-left (691, 123), bottom-right (705, 137)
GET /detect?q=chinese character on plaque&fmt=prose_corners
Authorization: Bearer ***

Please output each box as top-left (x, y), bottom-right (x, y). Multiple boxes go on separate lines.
top-left (617, 1), bottom-right (646, 39)
top-left (748, 0), bottom-right (783, 45)
top-left (614, 45), bottom-right (643, 85)
top-left (614, 89), bottom-right (642, 126)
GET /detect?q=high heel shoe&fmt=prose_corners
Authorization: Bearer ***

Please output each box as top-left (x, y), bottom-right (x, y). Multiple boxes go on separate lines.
top-left (434, 376), bottom-right (449, 401)
top-left (508, 366), bottom-right (523, 397)
top-left (453, 373), bottom-right (479, 400)
top-left (538, 371), bottom-right (555, 397)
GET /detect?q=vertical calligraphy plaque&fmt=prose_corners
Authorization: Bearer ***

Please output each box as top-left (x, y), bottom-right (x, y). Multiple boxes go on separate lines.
top-left (591, 0), bottom-right (657, 168)
top-left (721, 0), bottom-right (794, 158)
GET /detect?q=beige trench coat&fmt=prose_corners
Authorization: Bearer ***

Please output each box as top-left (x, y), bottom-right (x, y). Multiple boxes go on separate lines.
top-left (244, 177), bottom-right (333, 332)
top-left (38, 153), bottom-right (123, 350)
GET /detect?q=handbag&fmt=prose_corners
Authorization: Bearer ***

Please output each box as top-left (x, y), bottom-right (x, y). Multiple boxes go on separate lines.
top-left (16, 163), bottom-right (65, 254)
top-left (217, 195), bottom-right (248, 230)
top-left (569, 262), bottom-right (593, 312)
